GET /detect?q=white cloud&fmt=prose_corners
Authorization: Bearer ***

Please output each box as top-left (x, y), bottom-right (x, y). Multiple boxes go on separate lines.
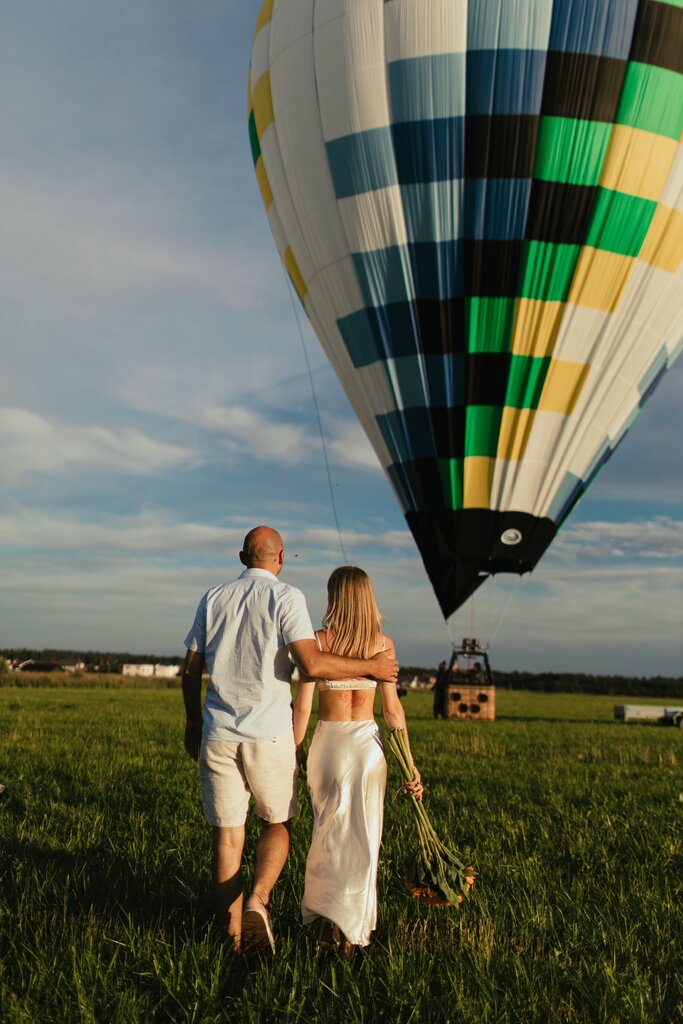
top-left (292, 526), bottom-right (414, 553)
top-left (442, 560), bottom-right (683, 676)
top-left (117, 394), bottom-right (385, 476)
top-left (0, 407), bottom-right (195, 479)
top-left (0, 176), bottom-right (264, 312)
top-left (0, 507), bottom-right (681, 674)
top-left (588, 363), bottom-right (683, 505)
top-left (0, 509), bottom-right (417, 560)
top-left (549, 516), bottom-right (683, 562)
top-left (200, 404), bottom-right (315, 464)
top-left (327, 417), bottom-right (381, 471)
top-left (0, 510), bottom-right (235, 554)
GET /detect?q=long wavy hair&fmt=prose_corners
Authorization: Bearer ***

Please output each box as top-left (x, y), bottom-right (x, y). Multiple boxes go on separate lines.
top-left (322, 566), bottom-right (384, 659)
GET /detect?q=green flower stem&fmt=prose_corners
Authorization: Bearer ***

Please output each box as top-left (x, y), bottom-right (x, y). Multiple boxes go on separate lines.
top-left (388, 728), bottom-right (474, 905)
top-left (387, 730), bottom-right (414, 781)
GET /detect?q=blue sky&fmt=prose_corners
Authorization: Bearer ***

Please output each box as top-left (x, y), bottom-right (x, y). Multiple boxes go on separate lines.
top-left (1, 1), bottom-right (681, 675)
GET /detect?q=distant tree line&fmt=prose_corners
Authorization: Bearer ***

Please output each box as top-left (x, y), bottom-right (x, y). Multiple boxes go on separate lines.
top-left (2, 650), bottom-right (681, 698)
top-left (399, 665), bottom-right (682, 699)
top-left (487, 670), bottom-right (682, 699)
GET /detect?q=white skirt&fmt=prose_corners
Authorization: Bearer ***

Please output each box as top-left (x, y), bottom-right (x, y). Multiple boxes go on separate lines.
top-left (301, 720), bottom-right (387, 946)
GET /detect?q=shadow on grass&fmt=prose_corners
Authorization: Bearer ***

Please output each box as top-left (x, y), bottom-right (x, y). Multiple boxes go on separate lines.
top-left (3, 835), bottom-right (210, 938)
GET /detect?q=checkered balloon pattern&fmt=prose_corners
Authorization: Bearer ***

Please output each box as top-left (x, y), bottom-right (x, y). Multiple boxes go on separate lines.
top-left (249, 0), bottom-right (683, 617)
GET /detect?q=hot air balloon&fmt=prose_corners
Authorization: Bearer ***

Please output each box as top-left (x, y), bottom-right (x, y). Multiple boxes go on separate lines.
top-left (248, 0), bottom-right (683, 619)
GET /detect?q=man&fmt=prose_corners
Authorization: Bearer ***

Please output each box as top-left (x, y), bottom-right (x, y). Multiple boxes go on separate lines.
top-left (432, 659), bottom-right (449, 719)
top-left (182, 525), bottom-right (399, 958)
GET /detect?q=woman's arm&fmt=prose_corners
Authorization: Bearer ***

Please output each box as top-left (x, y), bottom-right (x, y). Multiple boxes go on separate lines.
top-left (378, 637), bottom-right (423, 800)
top-left (293, 680), bottom-right (316, 749)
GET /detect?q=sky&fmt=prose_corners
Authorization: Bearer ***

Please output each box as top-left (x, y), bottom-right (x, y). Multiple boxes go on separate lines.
top-left (1, 1), bottom-right (681, 676)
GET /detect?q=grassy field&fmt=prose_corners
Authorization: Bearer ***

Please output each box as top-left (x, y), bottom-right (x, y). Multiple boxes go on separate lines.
top-left (0, 686), bottom-right (680, 1023)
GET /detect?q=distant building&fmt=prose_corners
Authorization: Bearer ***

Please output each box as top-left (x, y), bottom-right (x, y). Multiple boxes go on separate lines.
top-left (122, 664), bottom-right (179, 678)
top-left (18, 660), bottom-right (63, 672)
top-left (123, 664), bottom-right (154, 677)
top-left (154, 664), bottom-right (180, 678)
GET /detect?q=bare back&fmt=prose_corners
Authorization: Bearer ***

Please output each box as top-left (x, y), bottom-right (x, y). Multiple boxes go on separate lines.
top-left (316, 629), bottom-right (392, 723)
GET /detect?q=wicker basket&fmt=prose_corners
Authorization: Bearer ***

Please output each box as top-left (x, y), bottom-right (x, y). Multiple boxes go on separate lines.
top-left (446, 683), bottom-right (496, 721)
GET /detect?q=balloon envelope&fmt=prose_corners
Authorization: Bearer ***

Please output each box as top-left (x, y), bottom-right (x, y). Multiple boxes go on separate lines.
top-left (248, 0), bottom-right (683, 618)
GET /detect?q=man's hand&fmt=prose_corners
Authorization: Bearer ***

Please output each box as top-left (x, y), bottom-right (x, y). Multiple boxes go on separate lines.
top-left (184, 719), bottom-right (202, 760)
top-left (369, 651), bottom-right (399, 683)
top-left (296, 743), bottom-right (308, 777)
top-left (181, 650), bottom-right (204, 759)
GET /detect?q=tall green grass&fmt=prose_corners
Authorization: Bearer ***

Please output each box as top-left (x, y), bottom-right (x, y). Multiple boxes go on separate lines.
top-left (1, 688), bottom-right (680, 1023)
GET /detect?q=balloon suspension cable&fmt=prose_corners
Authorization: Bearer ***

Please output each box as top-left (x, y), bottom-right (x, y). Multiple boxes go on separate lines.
top-left (445, 612), bottom-right (458, 651)
top-left (444, 571), bottom-right (517, 659)
top-left (487, 575), bottom-right (522, 648)
top-left (467, 591), bottom-right (476, 668)
top-left (284, 277), bottom-right (348, 563)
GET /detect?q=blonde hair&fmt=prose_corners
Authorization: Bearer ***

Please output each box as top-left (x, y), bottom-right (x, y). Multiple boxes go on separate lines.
top-left (322, 566), bottom-right (383, 659)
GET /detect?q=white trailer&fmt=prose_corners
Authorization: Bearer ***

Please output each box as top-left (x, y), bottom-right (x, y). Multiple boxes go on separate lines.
top-left (614, 704), bottom-right (683, 726)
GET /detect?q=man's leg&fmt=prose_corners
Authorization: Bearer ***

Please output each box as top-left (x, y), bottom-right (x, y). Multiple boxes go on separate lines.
top-left (241, 819), bottom-right (291, 956)
top-left (240, 735), bottom-right (297, 956)
top-left (212, 825), bottom-right (245, 947)
top-left (246, 819), bottom-right (292, 908)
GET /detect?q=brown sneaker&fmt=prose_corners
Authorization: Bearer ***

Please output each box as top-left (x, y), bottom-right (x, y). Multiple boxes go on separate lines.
top-left (241, 897), bottom-right (276, 959)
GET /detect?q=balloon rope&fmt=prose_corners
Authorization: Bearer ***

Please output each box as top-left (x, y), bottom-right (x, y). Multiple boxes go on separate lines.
top-left (284, 278), bottom-right (348, 562)
top-left (488, 576), bottom-right (521, 647)
top-left (467, 592), bottom-right (476, 668)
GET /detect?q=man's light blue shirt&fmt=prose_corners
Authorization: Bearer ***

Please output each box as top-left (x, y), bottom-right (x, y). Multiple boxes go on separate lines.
top-left (184, 568), bottom-right (315, 741)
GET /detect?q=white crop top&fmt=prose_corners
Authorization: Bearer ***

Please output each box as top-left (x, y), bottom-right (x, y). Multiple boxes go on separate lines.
top-left (316, 630), bottom-right (384, 691)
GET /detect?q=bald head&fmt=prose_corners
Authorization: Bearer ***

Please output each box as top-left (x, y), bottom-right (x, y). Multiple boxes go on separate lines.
top-left (240, 525), bottom-right (285, 574)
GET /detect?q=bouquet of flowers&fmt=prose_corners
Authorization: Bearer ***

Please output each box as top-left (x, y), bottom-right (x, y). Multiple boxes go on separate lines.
top-left (387, 728), bottom-right (475, 907)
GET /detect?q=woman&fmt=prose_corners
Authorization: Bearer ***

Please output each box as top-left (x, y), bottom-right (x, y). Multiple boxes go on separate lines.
top-left (293, 566), bottom-right (423, 954)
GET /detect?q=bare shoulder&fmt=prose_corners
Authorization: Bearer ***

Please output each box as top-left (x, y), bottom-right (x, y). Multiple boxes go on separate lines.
top-left (379, 633), bottom-right (396, 656)
top-left (314, 628), bottom-right (329, 652)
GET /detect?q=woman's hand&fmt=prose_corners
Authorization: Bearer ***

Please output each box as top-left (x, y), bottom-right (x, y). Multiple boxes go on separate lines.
top-left (402, 768), bottom-right (423, 801)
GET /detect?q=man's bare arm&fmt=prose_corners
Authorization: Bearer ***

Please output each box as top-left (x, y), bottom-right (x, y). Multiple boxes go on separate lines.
top-left (182, 649), bottom-right (205, 760)
top-left (288, 639), bottom-right (398, 683)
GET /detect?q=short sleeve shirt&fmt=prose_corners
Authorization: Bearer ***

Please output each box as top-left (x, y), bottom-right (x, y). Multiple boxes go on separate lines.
top-left (184, 568), bottom-right (315, 741)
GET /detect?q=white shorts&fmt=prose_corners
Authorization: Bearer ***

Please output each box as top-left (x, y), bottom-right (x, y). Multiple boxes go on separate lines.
top-left (199, 733), bottom-right (298, 828)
